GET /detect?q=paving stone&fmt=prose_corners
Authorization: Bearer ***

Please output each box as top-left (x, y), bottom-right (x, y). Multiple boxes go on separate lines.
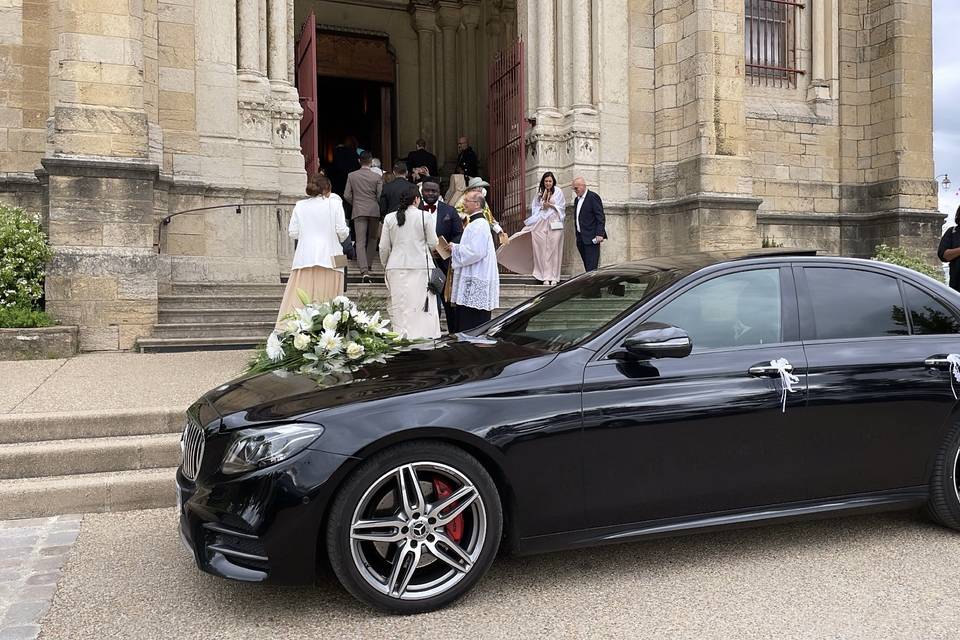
top-left (36, 547), bottom-right (69, 559)
top-left (43, 532), bottom-right (78, 547)
top-left (2, 601), bottom-right (46, 626)
top-left (0, 624), bottom-right (40, 640)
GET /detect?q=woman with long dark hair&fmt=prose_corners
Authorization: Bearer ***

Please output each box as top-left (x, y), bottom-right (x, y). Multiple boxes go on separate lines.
top-left (379, 184), bottom-right (441, 338)
top-left (277, 174), bottom-right (349, 323)
top-left (525, 171), bottom-right (566, 285)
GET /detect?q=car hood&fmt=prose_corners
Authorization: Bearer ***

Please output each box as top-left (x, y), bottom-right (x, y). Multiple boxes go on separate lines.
top-left (203, 336), bottom-right (556, 429)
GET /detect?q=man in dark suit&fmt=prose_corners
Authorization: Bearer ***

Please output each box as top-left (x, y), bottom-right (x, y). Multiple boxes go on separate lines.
top-left (405, 138), bottom-right (438, 179)
top-left (421, 181), bottom-right (463, 332)
top-left (380, 161), bottom-right (414, 218)
top-left (330, 135), bottom-right (359, 198)
top-left (572, 177), bottom-right (606, 272)
top-left (455, 136), bottom-right (479, 179)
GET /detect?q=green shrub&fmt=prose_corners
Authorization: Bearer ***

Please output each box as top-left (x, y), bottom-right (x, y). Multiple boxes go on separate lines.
top-left (872, 243), bottom-right (943, 281)
top-left (0, 306), bottom-right (55, 328)
top-left (0, 204), bottom-right (52, 310)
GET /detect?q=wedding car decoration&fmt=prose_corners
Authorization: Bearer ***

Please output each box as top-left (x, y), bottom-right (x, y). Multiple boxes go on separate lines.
top-left (247, 292), bottom-right (417, 377)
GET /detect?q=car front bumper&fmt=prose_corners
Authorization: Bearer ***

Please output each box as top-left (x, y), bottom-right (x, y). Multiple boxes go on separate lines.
top-left (176, 448), bottom-right (357, 585)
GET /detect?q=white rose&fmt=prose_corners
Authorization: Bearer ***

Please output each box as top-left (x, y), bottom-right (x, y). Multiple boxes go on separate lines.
top-left (345, 342), bottom-right (365, 359)
top-left (322, 311), bottom-right (340, 332)
top-left (332, 295), bottom-right (350, 307)
top-left (293, 332), bottom-right (311, 351)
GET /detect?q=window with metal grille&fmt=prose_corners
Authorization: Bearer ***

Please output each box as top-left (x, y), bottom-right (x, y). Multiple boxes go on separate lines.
top-left (745, 0), bottom-right (804, 88)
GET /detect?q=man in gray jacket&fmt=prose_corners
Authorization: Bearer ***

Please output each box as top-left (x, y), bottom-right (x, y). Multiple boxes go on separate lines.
top-left (344, 151), bottom-right (383, 278)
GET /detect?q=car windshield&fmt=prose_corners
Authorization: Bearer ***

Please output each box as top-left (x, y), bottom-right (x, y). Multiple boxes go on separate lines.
top-left (477, 268), bottom-right (684, 351)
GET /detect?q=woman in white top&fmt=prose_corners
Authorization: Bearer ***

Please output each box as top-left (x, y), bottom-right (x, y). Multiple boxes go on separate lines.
top-left (379, 184), bottom-right (440, 339)
top-left (525, 171), bottom-right (566, 285)
top-left (277, 174), bottom-right (350, 324)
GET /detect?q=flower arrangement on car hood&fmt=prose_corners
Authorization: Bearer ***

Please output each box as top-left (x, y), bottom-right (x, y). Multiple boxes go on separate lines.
top-left (247, 292), bottom-right (417, 377)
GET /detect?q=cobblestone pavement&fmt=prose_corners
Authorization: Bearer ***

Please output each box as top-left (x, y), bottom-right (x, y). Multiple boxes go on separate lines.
top-left (32, 508), bottom-right (960, 639)
top-left (0, 516), bottom-right (81, 640)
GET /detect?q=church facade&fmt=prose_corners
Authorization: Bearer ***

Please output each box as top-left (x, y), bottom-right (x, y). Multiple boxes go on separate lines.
top-left (0, 0), bottom-right (940, 350)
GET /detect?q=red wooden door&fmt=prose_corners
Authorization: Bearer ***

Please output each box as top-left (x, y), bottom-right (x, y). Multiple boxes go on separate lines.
top-left (296, 12), bottom-right (318, 176)
top-left (487, 40), bottom-right (526, 235)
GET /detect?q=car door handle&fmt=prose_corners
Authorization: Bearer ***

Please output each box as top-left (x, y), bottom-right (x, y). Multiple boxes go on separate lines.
top-left (749, 363), bottom-right (791, 377)
top-left (925, 356), bottom-right (952, 368)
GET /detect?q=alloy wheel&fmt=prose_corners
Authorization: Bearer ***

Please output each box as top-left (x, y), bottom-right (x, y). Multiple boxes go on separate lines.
top-left (348, 461), bottom-right (487, 601)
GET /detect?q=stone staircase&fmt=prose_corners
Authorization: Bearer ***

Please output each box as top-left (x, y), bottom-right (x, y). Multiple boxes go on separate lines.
top-left (0, 408), bottom-right (182, 519)
top-left (137, 261), bottom-right (565, 352)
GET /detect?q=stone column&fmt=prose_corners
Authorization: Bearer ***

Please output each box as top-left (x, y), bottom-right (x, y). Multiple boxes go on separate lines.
top-left (570, 0), bottom-right (592, 110)
top-left (438, 3), bottom-right (461, 171)
top-left (535, 0), bottom-right (558, 115)
top-left (258, 0), bottom-right (268, 76)
top-left (462, 2), bottom-right (481, 144)
top-left (412, 3), bottom-right (438, 146)
top-left (45, 0), bottom-right (158, 351)
top-left (237, 0), bottom-right (260, 77)
top-left (267, 0), bottom-right (289, 85)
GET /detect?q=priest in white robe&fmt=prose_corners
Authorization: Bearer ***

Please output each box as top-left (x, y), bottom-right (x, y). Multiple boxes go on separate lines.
top-left (450, 192), bottom-right (500, 331)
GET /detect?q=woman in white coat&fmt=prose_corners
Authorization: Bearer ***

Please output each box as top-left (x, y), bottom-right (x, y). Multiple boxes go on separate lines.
top-left (277, 174), bottom-right (350, 323)
top-left (526, 171), bottom-right (565, 285)
top-left (379, 184), bottom-right (441, 339)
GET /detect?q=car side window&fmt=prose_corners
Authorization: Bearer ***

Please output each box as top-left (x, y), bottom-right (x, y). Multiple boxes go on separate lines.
top-left (804, 267), bottom-right (907, 339)
top-left (903, 283), bottom-right (960, 335)
top-left (646, 269), bottom-right (782, 350)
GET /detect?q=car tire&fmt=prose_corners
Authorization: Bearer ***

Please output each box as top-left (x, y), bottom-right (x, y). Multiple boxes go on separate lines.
top-left (325, 441), bottom-right (503, 614)
top-left (927, 421), bottom-right (960, 531)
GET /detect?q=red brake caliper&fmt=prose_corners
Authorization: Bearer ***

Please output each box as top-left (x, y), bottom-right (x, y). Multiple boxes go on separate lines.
top-left (432, 477), bottom-right (464, 543)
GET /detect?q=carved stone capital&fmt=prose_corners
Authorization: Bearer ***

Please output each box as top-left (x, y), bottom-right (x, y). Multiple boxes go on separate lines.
top-left (410, 0), bottom-right (438, 32)
top-left (437, 2), bottom-right (462, 29)
top-left (461, 0), bottom-right (481, 27)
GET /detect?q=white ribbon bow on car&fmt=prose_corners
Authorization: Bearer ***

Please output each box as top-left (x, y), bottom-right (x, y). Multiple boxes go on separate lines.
top-left (946, 354), bottom-right (960, 400)
top-left (770, 357), bottom-right (800, 413)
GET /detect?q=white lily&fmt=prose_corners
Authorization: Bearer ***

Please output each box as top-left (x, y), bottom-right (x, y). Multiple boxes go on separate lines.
top-left (265, 332), bottom-right (284, 361)
top-left (332, 295), bottom-right (350, 307)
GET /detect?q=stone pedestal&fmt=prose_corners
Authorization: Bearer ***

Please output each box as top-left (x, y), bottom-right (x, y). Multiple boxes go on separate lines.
top-left (41, 159), bottom-right (159, 352)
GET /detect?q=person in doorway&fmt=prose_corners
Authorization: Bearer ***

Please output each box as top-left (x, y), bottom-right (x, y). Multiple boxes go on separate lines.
top-left (456, 136), bottom-right (479, 179)
top-left (277, 174), bottom-right (349, 324)
top-left (572, 177), bottom-right (606, 272)
top-left (330, 135), bottom-right (359, 197)
top-left (938, 205), bottom-right (960, 292)
top-left (344, 151), bottom-right (384, 279)
top-left (370, 158), bottom-right (384, 176)
top-left (380, 161), bottom-right (414, 218)
top-left (450, 192), bottom-right (500, 331)
top-left (406, 138), bottom-right (439, 179)
top-left (379, 185), bottom-right (441, 339)
top-left (525, 171), bottom-right (566, 285)
top-left (421, 181), bottom-right (463, 332)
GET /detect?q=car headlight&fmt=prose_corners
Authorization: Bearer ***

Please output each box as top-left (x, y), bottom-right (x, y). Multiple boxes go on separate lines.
top-left (221, 424), bottom-right (324, 475)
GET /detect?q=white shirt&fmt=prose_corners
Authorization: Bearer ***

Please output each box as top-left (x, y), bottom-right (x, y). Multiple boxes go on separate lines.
top-left (288, 195), bottom-right (350, 271)
top-left (525, 188), bottom-right (566, 226)
top-left (451, 216), bottom-right (500, 311)
top-left (575, 188), bottom-right (589, 233)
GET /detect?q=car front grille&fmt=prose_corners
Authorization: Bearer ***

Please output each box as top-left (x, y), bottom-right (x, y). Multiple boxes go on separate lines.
top-left (181, 417), bottom-right (205, 481)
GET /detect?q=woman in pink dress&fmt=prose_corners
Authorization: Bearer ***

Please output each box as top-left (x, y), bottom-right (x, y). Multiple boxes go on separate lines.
top-left (525, 171), bottom-right (566, 285)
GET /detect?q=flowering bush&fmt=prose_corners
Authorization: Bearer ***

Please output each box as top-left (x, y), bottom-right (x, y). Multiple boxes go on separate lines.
top-left (872, 244), bottom-right (943, 281)
top-left (247, 292), bottom-right (417, 377)
top-left (0, 205), bottom-right (52, 310)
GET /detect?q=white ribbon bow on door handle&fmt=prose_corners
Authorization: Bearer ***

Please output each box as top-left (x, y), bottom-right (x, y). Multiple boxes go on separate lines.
top-left (770, 357), bottom-right (800, 413)
top-left (946, 354), bottom-right (960, 400)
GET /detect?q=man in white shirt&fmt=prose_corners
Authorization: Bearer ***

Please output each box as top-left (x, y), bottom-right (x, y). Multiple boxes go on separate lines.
top-left (450, 192), bottom-right (500, 331)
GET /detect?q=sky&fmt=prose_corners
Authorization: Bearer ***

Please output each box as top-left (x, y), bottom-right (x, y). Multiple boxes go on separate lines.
top-left (934, 0), bottom-right (960, 225)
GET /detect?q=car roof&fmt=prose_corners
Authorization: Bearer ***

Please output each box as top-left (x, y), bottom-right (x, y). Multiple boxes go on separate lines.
top-left (600, 248), bottom-right (819, 277)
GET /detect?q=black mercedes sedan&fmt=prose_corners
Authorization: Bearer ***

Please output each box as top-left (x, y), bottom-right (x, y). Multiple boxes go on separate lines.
top-left (177, 250), bottom-right (960, 613)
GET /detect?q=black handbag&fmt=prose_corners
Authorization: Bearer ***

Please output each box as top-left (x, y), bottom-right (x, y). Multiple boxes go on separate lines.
top-left (421, 211), bottom-right (446, 310)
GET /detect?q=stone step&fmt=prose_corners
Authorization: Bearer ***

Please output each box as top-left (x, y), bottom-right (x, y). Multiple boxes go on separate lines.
top-left (0, 434), bottom-right (180, 480)
top-left (150, 321), bottom-right (276, 339)
top-left (0, 408), bottom-right (184, 445)
top-left (158, 295), bottom-right (284, 310)
top-left (0, 467), bottom-right (176, 519)
top-left (137, 336), bottom-right (264, 353)
top-left (170, 282), bottom-right (287, 296)
top-left (159, 307), bottom-right (281, 324)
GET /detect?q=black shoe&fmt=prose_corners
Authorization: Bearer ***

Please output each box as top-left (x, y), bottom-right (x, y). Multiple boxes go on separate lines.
top-left (361, 272), bottom-right (372, 283)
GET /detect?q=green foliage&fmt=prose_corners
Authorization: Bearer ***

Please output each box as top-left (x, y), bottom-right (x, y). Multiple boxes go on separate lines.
top-left (761, 237), bottom-right (784, 248)
top-left (871, 244), bottom-right (943, 281)
top-left (0, 205), bottom-right (52, 310)
top-left (0, 306), bottom-right (55, 328)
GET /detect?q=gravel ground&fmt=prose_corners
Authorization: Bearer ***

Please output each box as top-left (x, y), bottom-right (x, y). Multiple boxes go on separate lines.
top-left (37, 507), bottom-right (960, 640)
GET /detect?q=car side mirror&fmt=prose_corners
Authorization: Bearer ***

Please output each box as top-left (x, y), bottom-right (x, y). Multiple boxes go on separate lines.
top-left (620, 322), bottom-right (692, 359)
